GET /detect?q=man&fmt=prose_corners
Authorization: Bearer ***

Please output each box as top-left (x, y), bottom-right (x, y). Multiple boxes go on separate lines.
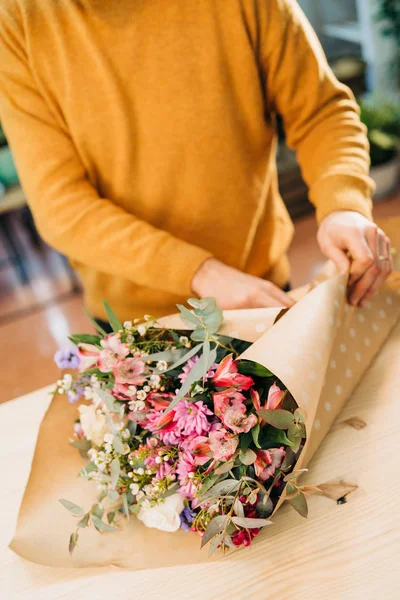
top-left (0, 0), bottom-right (393, 323)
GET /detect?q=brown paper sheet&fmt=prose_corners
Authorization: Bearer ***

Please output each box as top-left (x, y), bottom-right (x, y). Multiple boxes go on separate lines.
top-left (10, 265), bottom-right (400, 569)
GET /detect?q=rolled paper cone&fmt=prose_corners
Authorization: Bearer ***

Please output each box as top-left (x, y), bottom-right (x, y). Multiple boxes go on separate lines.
top-left (9, 267), bottom-right (400, 569)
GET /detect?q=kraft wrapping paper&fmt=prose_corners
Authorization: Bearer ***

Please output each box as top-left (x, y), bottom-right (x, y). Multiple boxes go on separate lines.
top-left (10, 268), bottom-right (400, 569)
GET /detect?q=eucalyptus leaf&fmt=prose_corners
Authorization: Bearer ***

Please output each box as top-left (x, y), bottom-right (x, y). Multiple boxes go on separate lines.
top-left (190, 328), bottom-right (207, 342)
top-left (96, 389), bottom-right (120, 414)
top-left (201, 515), bottom-right (228, 548)
top-left (69, 333), bottom-right (102, 347)
top-left (108, 489), bottom-right (120, 501)
top-left (107, 511), bottom-right (116, 524)
top-left (59, 499), bottom-right (85, 516)
top-left (69, 532), bottom-right (78, 555)
top-left (79, 461), bottom-right (97, 477)
top-left (233, 498), bottom-right (245, 518)
top-left (257, 409), bottom-right (294, 430)
top-left (208, 532), bottom-right (224, 555)
top-left (127, 420), bottom-right (137, 437)
top-left (77, 513), bottom-right (90, 528)
top-left (198, 474), bottom-right (221, 497)
top-left (251, 423), bottom-right (261, 449)
top-left (287, 490), bottom-right (308, 518)
top-left (112, 436), bottom-right (125, 454)
top-left (283, 468), bottom-right (308, 483)
top-left (91, 504), bottom-right (104, 519)
top-left (198, 479), bottom-right (240, 503)
top-left (123, 494), bottom-right (130, 519)
top-left (111, 457), bottom-right (120, 488)
top-left (164, 343), bottom-right (203, 373)
top-left (92, 515), bottom-right (119, 533)
top-left (103, 300), bottom-right (123, 332)
top-left (294, 407), bottom-right (307, 423)
top-left (214, 461), bottom-right (235, 475)
top-left (176, 304), bottom-right (200, 327)
top-left (231, 516), bottom-right (272, 528)
top-left (239, 448), bottom-right (257, 465)
top-left (143, 348), bottom-right (187, 365)
top-left (70, 439), bottom-right (92, 452)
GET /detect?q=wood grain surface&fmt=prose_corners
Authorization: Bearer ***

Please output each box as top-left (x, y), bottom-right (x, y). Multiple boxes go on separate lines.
top-left (1, 319), bottom-right (400, 600)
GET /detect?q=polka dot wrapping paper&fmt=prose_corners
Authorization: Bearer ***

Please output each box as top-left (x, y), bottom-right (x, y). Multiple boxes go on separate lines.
top-left (10, 269), bottom-right (400, 568)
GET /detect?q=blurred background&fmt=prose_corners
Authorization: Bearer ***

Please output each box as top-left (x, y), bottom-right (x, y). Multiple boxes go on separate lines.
top-left (0, 0), bottom-right (399, 403)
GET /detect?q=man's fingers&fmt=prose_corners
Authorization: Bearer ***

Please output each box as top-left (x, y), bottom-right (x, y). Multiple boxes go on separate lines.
top-left (320, 242), bottom-right (350, 275)
top-left (348, 225), bottom-right (376, 286)
top-left (359, 235), bottom-right (393, 306)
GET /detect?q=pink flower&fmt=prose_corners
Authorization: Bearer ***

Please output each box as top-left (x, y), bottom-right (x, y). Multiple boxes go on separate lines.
top-left (176, 452), bottom-right (199, 499)
top-left (113, 356), bottom-right (146, 385)
top-left (222, 404), bottom-right (258, 434)
top-left (144, 410), bottom-right (181, 445)
top-left (112, 382), bottom-right (137, 401)
top-left (73, 423), bottom-right (85, 439)
top-left (147, 392), bottom-right (174, 411)
top-left (254, 447), bottom-right (286, 482)
top-left (180, 436), bottom-right (211, 466)
top-left (173, 400), bottom-right (213, 437)
top-left (77, 343), bottom-right (99, 372)
top-left (251, 383), bottom-right (285, 414)
top-left (209, 429), bottom-right (239, 461)
top-left (178, 356), bottom-right (218, 385)
top-left (98, 334), bottom-right (129, 373)
top-left (213, 390), bottom-right (246, 418)
top-left (211, 354), bottom-right (254, 391)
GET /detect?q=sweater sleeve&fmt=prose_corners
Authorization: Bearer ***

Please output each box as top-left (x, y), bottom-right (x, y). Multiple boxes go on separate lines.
top-left (260, 0), bottom-right (374, 224)
top-left (0, 9), bottom-right (212, 297)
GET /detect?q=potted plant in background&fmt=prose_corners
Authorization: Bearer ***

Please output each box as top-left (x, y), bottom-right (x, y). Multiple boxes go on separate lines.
top-left (359, 95), bottom-right (400, 199)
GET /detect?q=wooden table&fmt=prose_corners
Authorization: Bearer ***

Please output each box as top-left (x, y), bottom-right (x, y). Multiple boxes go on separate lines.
top-left (1, 317), bottom-right (400, 600)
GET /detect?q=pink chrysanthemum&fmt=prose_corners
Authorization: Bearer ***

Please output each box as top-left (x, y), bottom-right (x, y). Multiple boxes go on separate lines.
top-left (178, 356), bottom-right (218, 385)
top-left (173, 400), bottom-right (213, 437)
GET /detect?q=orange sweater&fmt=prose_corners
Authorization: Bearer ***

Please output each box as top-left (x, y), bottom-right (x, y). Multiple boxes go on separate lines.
top-left (0, 0), bottom-right (373, 321)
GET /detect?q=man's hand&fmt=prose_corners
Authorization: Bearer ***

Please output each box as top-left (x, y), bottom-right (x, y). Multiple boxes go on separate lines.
top-left (192, 258), bottom-right (295, 309)
top-left (317, 211), bottom-right (393, 307)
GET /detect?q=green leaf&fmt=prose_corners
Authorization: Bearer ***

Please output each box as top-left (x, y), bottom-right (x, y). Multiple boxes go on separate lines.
top-left (262, 428), bottom-right (295, 447)
top-left (240, 430), bottom-right (253, 453)
top-left (164, 343), bottom-right (203, 373)
top-left (77, 513), bottom-right (90, 528)
top-left (69, 334), bottom-right (102, 347)
top-left (59, 499), bottom-right (85, 516)
top-left (70, 439), bottom-right (92, 452)
top-left (198, 474), bottom-right (221, 496)
top-left (201, 515), bottom-right (228, 548)
top-left (92, 515), bottom-right (119, 533)
top-left (199, 479), bottom-right (240, 503)
top-left (231, 516), bottom-right (272, 528)
top-left (143, 348), bottom-right (187, 365)
top-left (287, 490), bottom-right (308, 518)
top-left (208, 532), bottom-right (224, 555)
top-left (238, 361), bottom-right (274, 378)
top-left (233, 498), bottom-right (245, 518)
top-left (108, 489), bottom-right (119, 501)
top-left (288, 422), bottom-right (306, 441)
top-left (127, 420), bottom-right (137, 437)
top-left (251, 423), bottom-right (261, 449)
top-left (103, 300), bottom-right (123, 333)
top-left (96, 389), bottom-right (120, 414)
top-left (294, 408), bottom-right (307, 423)
top-left (214, 460), bottom-right (235, 475)
top-left (79, 462), bottom-right (97, 477)
top-left (176, 304), bottom-right (200, 327)
top-left (69, 532), bottom-right (79, 555)
top-left (257, 409), bottom-right (294, 430)
top-left (110, 457), bottom-right (120, 488)
top-left (113, 435), bottom-right (125, 454)
top-left (203, 308), bottom-right (223, 333)
top-left (84, 308), bottom-right (108, 336)
top-left (168, 342), bottom-right (216, 410)
top-left (239, 448), bottom-right (257, 465)
top-left (91, 504), bottom-right (104, 519)
top-left (190, 328), bottom-right (207, 342)
top-left (107, 511), bottom-right (116, 524)
top-left (122, 494), bottom-right (130, 519)
top-left (283, 469), bottom-right (308, 483)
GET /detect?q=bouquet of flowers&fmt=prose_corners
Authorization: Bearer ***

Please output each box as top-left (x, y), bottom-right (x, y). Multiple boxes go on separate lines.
top-left (55, 299), bottom-right (309, 556)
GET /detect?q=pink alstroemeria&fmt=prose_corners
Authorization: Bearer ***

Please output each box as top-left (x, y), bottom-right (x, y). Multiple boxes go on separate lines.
top-left (180, 436), bottom-right (211, 466)
top-left (213, 390), bottom-right (246, 418)
top-left (113, 356), bottom-right (146, 385)
top-left (254, 447), bottom-right (286, 482)
top-left (211, 354), bottom-right (254, 391)
top-left (251, 383), bottom-right (285, 413)
top-left (77, 343), bottom-right (100, 372)
top-left (209, 429), bottom-right (239, 462)
top-left (112, 382), bottom-right (137, 401)
top-left (222, 404), bottom-right (258, 434)
top-left (144, 409), bottom-right (176, 434)
top-left (147, 392), bottom-right (174, 411)
top-left (98, 334), bottom-right (129, 373)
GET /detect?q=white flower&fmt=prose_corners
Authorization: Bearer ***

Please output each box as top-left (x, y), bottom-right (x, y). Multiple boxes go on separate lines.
top-left (104, 433), bottom-right (114, 444)
top-left (137, 390), bottom-right (147, 401)
top-left (84, 386), bottom-right (94, 400)
top-left (143, 385), bottom-right (151, 393)
top-left (137, 494), bottom-right (185, 533)
top-left (123, 321), bottom-right (133, 330)
top-left (130, 483), bottom-right (140, 495)
top-left (78, 404), bottom-right (109, 446)
top-left (156, 360), bottom-right (168, 372)
top-left (137, 325), bottom-right (147, 336)
top-left (150, 374), bottom-right (161, 386)
top-left (128, 399), bottom-right (146, 412)
top-left (179, 336), bottom-right (189, 345)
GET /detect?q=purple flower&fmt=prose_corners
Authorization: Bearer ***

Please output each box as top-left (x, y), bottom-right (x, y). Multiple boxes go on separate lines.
top-left (180, 506), bottom-right (196, 531)
top-left (54, 348), bottom-right (80, 370)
